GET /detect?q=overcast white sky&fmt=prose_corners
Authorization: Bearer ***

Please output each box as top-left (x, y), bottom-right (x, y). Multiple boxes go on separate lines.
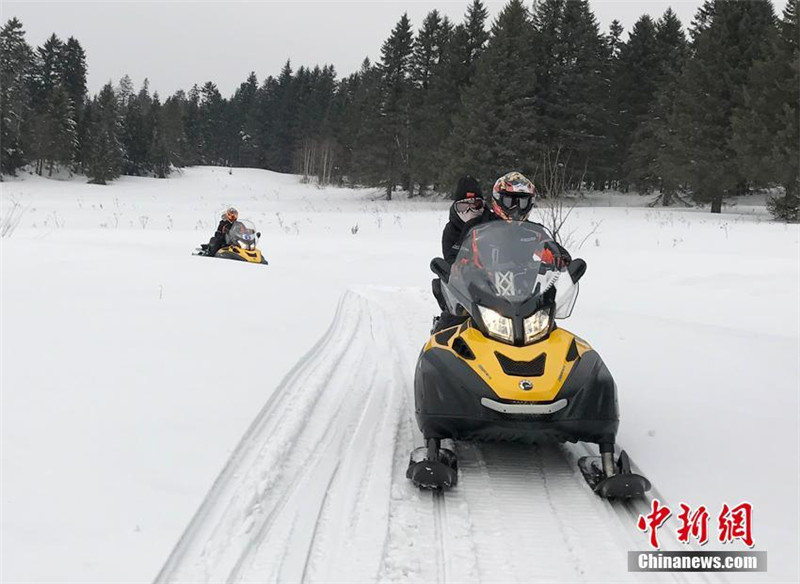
top-left (4, 1), bottom-right (714, 96)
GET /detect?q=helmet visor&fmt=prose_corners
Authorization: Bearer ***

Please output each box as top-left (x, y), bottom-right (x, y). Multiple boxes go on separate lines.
top-left (500, 194), bottom-right (532, 210)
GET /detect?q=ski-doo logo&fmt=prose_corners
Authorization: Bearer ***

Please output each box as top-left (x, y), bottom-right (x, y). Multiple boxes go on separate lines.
top-left (519, 379), bottom-right (533, 391)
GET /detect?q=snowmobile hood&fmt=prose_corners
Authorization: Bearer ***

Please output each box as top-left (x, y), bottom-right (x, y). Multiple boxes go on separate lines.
top-left (423, 320), bottom-right (592, 403)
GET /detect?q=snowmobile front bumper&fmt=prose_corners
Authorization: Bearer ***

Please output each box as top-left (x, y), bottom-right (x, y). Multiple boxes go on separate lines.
top-left (414, 345), bottom-right (619, 445)
top-left (216, 246), bottom-right (268, 264)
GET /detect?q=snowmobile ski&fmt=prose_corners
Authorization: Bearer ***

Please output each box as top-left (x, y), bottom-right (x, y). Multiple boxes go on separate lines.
top-left (406, 439), bottom-right (458, 490)
top-left (578, 449), bottom-right (651, 499)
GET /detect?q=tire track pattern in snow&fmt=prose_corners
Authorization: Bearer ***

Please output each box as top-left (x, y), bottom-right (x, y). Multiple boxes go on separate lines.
top-left (157, 290), bottom-right (408, 583)
top-left (157, 288), bottom-right (718, 583)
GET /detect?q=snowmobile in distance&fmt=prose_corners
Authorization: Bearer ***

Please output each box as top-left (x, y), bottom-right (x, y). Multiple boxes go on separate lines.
top-left (407, 221), bottom-right (650, 499)
top-left (194, 220), bottom-right (268, 265)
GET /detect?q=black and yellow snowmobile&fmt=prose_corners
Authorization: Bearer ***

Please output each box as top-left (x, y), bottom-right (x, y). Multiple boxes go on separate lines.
top-left (194, 220), bottom-right (268, 265)
top-left (407, 221), bottom-right (650, 498)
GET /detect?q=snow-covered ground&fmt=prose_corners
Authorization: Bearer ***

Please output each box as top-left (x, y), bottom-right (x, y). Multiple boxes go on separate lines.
top-left (2, 167), bottom-right (798, 583)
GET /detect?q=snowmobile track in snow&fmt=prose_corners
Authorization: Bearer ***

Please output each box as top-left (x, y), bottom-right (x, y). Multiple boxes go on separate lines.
top-left (157, 288), bottom-right (721, 584)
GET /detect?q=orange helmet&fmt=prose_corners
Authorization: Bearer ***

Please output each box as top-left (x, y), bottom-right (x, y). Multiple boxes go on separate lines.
top-left (225, 207), bottom-right (239, 222)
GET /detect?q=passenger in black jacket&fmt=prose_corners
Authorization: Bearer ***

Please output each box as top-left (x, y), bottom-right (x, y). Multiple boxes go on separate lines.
top-left (204, 207), bottom-right (239, 256)
top-left (441, 175), bottom-right (486, 263)
top-left (432, 172), bottom-right (571, 331)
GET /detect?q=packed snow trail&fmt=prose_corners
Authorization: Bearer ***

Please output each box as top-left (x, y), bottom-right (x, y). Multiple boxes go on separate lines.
top-left (157, 288), bottom-right (716, 584)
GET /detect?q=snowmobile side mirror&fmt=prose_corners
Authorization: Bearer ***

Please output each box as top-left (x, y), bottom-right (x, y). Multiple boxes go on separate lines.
top-left (568, 258), bottom-right (587, 283)
top-left (430, 257), bottom-right (450, 283)
top-left (256, 232), bottom-right (261, 238)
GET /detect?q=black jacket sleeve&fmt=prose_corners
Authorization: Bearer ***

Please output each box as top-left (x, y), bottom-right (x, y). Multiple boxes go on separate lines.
top-left (208, 219), bottom-right (233, 253)
top-left (214, 219), bottom-right (230, 239)
top-left (442, 220), bottom-right (463, 263)
top-left (441, 201), bottom-right (488, 263)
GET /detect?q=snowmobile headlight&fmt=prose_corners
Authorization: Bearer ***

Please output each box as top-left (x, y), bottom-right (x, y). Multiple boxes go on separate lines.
top-left (477, 305), bottom-right (514, 343)
top-left (237, 239), bottom-right (247, 249)
top-left (524, 309), bottom-right (551, 344)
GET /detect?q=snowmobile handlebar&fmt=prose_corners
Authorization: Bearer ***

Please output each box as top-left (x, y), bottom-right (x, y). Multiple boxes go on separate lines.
top-left (430, 257), bottom-right (450, 283)
top-left (567, 258), bottom-right (586, 284)
top-left (433, 253), bottom-right (585, 286)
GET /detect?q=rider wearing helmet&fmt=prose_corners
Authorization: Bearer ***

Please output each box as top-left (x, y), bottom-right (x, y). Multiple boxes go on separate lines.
top-left (432, 171), bottom-right (571, 330)
top-left (204, 206), bottom-right (239, 256)
top-left (489, 171), bottom-right (537, 221)
top-left (441, 171), bottom-right (568, 263)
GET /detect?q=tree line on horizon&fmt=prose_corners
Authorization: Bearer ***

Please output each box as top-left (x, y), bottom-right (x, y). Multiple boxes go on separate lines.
top-left (1, 0), bottom-right (797, 219)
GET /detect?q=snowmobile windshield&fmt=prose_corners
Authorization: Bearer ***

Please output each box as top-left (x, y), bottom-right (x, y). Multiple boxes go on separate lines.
top-left (445, 221), bottom-right (575, 344)
top-left (450, 221), bottom-right (565, 306)
top-left (225, 220), bottom-right (258, 248)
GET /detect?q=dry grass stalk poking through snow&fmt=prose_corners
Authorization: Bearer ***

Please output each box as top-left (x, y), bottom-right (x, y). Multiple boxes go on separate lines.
top-left (1, 199), bottom-right (26, 238)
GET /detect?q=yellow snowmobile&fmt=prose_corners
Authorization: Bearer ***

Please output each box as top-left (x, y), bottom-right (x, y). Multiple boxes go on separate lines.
top-left (407, 221), bottom-right (650, 498)
top-left (195, 220), bottom-right (268, 265)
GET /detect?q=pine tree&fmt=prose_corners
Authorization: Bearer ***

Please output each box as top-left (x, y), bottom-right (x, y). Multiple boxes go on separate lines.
top-left (733, 0), bottom-right (799, 220)
top-left (464, 0), bottom-right (490, 78)
top-left (33, 34), bottom-right (64, 106)
top-left (341, 59), bottom-right (385, 186)
top-left (608, 15), bottom-right (660, 188)
top-left (42, 84), bottom-right (77, 175)
top-left (121, 80), bottom-right (154, 175)
top-left (245, 77), bottom-right (275, 169)
top-left (378, 13), bottom-right (414, 199)
top-left (28, 34), bottom-right (65, 174)
top-left (182, 85), bottom-right (202, 165)
top-left (292, 64), bottom-right (338, 182)
top-left (61, 37), bottom-right (87, 171)
top-left (229, 72), bottom-right (259, 167)
top-left (626, 8), bottom-right (688, 202)
top-left (161, 92), bottom-right (190, 169)
top-left (116, 74), bottom-right (135, 107)
top-left (0, 18), bottom-right (34, 175)
top-left (448, 0), bottom-right (537, 184)
top-left (266, 61), bottom-right (297, 171)
top-left (87, 83), bottom-right (124, 184)
top-left (531, 0), bottom-right (609, 191)
top-left (409, 10), bottom-right (451, 195)
top-left (671, 0), bottom-right (777, 212)
top-left (427, 4), bottom-right (489, 189)
top-left (174, 80), bottom-right (232, 168)
top-left (148, 95), bottom-right (171, 178)
top-left (607, 19), bottom-right (624, 58)
top-left (61, 37), bottom-right (87, 110)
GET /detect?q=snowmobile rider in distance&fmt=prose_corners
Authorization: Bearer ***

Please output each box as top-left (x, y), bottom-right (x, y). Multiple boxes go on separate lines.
top-left (203, 206), bottom-right (239, 257)
top-left (432, 171), bottom-right (572, 330)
